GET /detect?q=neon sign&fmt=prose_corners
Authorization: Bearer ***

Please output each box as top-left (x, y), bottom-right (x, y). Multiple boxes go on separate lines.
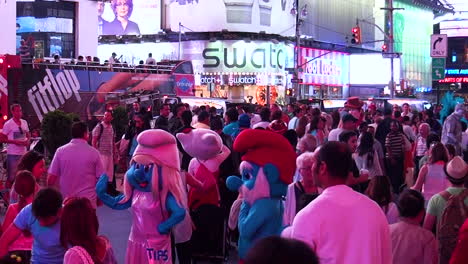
top-left (415, 87), bottom-right (432, 93)
top-left (445, 69), bottom-right (468, 75)
top-left (438, 77), bottom-right (468, 83)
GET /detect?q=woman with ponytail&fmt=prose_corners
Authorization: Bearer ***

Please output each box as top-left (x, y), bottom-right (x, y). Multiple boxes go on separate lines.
top-left (1, 170), bottom-right (36, 263)
top-left (354, 132), bottom-right (383, 180)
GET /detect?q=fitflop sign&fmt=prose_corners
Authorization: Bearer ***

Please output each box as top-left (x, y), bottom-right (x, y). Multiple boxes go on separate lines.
top-left (27, 69), bottom-right (81, 121)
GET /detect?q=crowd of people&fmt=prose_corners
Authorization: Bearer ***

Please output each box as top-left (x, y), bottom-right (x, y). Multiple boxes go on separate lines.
top-left (0, 96), bottom-right (467, 264)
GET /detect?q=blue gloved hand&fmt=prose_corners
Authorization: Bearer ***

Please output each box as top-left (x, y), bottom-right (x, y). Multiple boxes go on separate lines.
top-left (157, 193), bottom-right (185, 234)
top-left (226, 175), bottom-right (243, 192)
top-left (96, 174), bottom-right (109, 195)
top-left (96, 174), bottom-right (131, 210)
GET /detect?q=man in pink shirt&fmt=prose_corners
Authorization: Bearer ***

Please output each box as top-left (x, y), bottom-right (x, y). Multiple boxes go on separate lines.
top-left (287, 141), bottom-right (392, 264)
top-left (48, 122), bottom-right (104, 208)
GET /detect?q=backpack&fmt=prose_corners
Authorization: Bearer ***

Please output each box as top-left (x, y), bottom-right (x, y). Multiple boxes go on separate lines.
top-left (96, 123), bottom-right (115, 148)
top-left (437, 189), bottom-right (468, 264)
top-left (294, 181), bottom-right (319, 214)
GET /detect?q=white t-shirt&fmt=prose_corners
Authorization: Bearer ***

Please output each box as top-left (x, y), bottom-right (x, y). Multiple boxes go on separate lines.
top-left (3, 118), bottom-right (29, 155)
top-left (403, 125), bottom-right (416, 142)
top-left (287, 185), bottom-right (392, 264)
top-left (327, 128), bottom-right (344, 142)
top-left (250, 114), bottom-right (261, 127)
top-left (145, 57), bottom-right (156, 65)
top-left (253, 121), bottom-right (270, 129)
top-left (288, 116), bottom-right (299, 130)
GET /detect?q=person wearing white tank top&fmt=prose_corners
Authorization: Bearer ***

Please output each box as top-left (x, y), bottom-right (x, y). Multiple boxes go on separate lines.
top-left (412, 143), bottom-right (449, 204)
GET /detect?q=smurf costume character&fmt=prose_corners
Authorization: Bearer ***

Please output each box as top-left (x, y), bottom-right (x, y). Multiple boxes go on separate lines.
top-left (176, 128), bottom-right (230, 210)
top-left (226, 129), bottom-right (296, 260)
top-left (96, 129), bottom-right (186, 264)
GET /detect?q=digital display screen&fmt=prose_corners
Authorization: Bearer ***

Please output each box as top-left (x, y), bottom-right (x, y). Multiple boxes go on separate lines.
top-left (166, 0), bottom-right (295, 36)
top-left (50, 36), bottom-right (62, 56)
top-left (16, 17), bottom-right (73, 34)
top-left (350, 54), bottom-right (401, 85)
top-left (98, 0), bottom-right (161, 36)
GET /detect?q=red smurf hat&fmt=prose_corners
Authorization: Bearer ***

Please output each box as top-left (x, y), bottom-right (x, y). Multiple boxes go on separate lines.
top-left (134, 129), bottom-right (180, 170)
top-left (233, 129), bottom-right (296, 184)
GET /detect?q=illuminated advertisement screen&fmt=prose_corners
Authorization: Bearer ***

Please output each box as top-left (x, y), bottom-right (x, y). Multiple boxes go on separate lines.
top-left (389, 1), bottom-right (433, 90)
top-left (350, 54), bottom-right (400, 85)
top-left (166, 0), bottom-right (295, 36)
top-left (98, 0), bottom-right (161, 36)
top-left (98, 40), bottom-right (295, 74)
top-left (16, 17), bottom-right (74, 34)
top-left (299, 48), bottom-right (350, 86)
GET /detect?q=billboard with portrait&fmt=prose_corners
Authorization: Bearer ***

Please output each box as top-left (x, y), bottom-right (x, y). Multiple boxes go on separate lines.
top-left (166, 0), bottom-right (295, 36)
top-left (98, 0), bottom-right (161, 36)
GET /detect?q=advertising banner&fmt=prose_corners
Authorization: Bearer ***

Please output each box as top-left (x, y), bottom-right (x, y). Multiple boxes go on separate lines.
top-left (97, 40), bottom-right (295, 75)
top-left (387, 1), bottom-right (433, 89)
top-left (98, 0), bottom-right (161, 36)
top-left (166, 0), bottom-right (295, 36)
top-left (349, 54), bottom-right (400, 85)
top-left (299, 48), bottom-right (350, 86)
top-left (9, 68), bottom-right (193, 128)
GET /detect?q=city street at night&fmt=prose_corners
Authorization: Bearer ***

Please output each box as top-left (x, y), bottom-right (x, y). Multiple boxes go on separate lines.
top-left (1, 0), bottom-right (468, 264)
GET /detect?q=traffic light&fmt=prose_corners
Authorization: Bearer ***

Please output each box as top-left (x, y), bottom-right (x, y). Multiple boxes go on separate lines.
top-left (286, 88), bottom-right (293, 97)
top-left (351, 27), bottom-right (361, 44)
top-left (381, 44), bottom-right (388, 53)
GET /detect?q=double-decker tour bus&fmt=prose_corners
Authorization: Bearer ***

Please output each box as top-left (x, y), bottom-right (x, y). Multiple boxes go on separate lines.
top-left (7, 60), bottom-right (195, 129)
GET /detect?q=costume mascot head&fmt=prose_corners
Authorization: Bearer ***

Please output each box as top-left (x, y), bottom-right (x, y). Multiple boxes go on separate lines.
top-left (96, 129), bottom-right (186, 264)
top-left (176, 128), bottom-right (230, 211)
top-left (226, 129), bottom-right (296, 260)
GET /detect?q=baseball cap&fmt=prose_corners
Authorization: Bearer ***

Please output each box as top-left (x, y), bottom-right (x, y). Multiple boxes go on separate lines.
top-left (342, 113), bottom-right (358, 123)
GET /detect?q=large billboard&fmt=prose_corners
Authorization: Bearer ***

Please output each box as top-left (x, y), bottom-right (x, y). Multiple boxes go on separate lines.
top-left (8, 68), bottom-right (194, 127)
top-left (98, 0), bottom-right (161, 36)
top-left (97, 40), bottom-right (295, 74)
top-left (350, 54), bottom-right (401, 85)
top-left (389, 1), bottom-right (433, 90)
top-left (165, 0), bottom-right (295, 36)
top-left (298, 47), bottom-right (350, 86)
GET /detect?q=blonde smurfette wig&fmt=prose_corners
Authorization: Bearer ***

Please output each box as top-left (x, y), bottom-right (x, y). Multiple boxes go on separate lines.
top-left (120, 154), bottom-right (187, 209)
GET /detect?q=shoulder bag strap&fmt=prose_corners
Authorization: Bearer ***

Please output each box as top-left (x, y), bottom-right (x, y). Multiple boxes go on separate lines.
top-left (296, 181), bottom-right (306, 194)
top-left (97, 123), bottom-right (104, 148)
top-left (439, 190), bottom-right (452, 201)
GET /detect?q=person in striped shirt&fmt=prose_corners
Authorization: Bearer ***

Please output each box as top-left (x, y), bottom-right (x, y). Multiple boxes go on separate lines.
top-left (385, 120), bottom-right (405, 193)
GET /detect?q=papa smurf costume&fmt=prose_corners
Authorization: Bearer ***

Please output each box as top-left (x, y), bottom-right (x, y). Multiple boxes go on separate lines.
top-left (96, 129), bottom-right (186, 264)
top-left (226, 129), bottom-right (296, 260)
top-left (176, 128), bottom-right (230, 210)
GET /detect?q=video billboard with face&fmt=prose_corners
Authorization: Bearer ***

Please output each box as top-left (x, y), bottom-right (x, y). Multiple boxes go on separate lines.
top-left (166, 0), bottom-right (295, 36)
top-left (98, 0), bottom-right (161, 36)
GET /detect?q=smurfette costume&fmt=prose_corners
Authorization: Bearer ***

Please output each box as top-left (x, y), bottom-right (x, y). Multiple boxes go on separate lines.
top-left (97, 129), bottom-right (186, 264)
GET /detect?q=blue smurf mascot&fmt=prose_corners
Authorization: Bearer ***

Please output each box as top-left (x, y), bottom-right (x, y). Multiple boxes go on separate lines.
top-left (226, 129), bottom-right (296, 261)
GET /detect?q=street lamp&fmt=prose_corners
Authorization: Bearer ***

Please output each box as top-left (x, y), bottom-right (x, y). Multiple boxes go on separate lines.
top-left (292, 1), bottom-right (308, 99)
top-left (178, 22), bottom-right (194, 60)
